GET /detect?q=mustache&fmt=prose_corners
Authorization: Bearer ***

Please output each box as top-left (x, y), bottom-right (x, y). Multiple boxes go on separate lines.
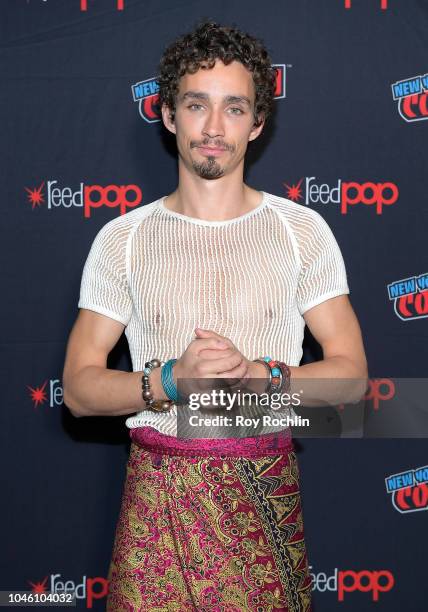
top-left (190, 139), bottom-right (235, 152)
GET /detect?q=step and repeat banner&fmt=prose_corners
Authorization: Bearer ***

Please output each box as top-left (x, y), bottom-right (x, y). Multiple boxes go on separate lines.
top-left (1, 1), bottom-right (427, 610)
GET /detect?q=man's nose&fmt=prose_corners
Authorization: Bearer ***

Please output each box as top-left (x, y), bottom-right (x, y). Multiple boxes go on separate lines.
top-left (202, 109), bottom-right (225, 139)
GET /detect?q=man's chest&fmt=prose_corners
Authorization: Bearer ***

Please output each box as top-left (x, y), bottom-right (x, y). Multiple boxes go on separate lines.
top-left (128, 230), bottom-right (299, 329)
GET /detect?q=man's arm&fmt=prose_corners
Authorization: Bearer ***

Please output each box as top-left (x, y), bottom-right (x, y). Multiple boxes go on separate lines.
top-left (289, 294), bottom-right (368, 404)
top-left (291, 294), bottom-right (368, 380)
top-left (62, 309), bottom-right (168, 418)
top-left (248, 294), bottom-right (368, 404)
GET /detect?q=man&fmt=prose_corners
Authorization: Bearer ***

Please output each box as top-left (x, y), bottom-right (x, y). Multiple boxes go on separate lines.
top-left (63, 21), bottom-right (367, 611)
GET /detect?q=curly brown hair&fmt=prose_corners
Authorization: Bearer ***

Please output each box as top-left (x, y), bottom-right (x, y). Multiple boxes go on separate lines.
top-left (157, 20), bottom-right (277, 128)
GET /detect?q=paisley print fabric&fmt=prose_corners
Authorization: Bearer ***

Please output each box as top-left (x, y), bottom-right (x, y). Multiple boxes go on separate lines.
top-left (129, 425), bottom-right (294, 458)
top-left (106, 428), bottom-right (313, 611)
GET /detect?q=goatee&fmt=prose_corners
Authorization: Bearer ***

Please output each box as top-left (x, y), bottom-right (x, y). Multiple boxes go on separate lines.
top-left (192, 156), bottom-right (224, 180)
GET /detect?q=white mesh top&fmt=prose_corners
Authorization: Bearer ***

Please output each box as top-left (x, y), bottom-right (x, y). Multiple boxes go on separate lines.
top-left (77, 191), bottom-right (350, 435)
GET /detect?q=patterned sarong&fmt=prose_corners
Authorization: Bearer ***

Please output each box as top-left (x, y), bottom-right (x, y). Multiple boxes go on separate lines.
top-left (106, 427), bottom-right (313, 611)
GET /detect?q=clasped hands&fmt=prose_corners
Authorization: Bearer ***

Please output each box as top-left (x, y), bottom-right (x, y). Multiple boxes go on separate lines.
top-left (173, 327), bottom-right (267, 397)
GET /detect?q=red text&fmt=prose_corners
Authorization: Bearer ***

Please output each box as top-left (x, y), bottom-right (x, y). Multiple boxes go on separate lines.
top-left (338, 570), bottom-right (394, 601)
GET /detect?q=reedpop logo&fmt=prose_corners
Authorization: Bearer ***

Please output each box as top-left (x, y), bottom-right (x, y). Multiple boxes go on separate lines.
top-left (283, 177), bottom-right (399, 215)
top-left (132, 64), bottom-right (288, 123)
top-left (344, 0), bottom-right (388, 7)
top-left (29, 574), bottom-right (108, 609)
top-left (364, 378), bottom-right (395, 411)
top-left (80, 0), bottom-right (123, 8)
top-left (387, 272), bottom-right (428, 321)
top-left (391, 73), bottom-right (428, 122)
top-left (337, 378), bottom-right (395, 412)
top-left (386, 465), bottom-right (428, 513)
top-left (25, 180), bottom-right (142, 218)
top-left (27, 0), bottom-right (125, 9)
top-left (310, 566), bottom-right (394, 601)
top-left (27, 379), bottom-right (63, 409)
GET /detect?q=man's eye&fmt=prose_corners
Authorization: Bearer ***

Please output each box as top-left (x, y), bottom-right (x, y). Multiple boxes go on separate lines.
top-left (229, 107), bottom-right (244, 115)
top-left (188, 103), bottom-right (203, 110)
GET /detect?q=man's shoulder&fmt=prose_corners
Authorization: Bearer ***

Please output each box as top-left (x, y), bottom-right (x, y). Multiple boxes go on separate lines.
top-left (95, 197), bottom-right (161, 239)
top-left (264, 191), bottom-right (330, 230)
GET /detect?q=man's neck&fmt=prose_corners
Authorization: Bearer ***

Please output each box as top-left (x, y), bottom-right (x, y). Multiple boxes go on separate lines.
top-left (164, 170), bottom-right (263, 222)
top-left (164, 184), bottom-right (262, 221)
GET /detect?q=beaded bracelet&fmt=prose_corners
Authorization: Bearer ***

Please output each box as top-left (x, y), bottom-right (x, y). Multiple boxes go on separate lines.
top-left (253, 357), bottom-right (291, 394)
top-left (258, 356), bottom-right (283, 393)
top-left (253, 358), bottom-right (274, 393)
top-left (253, 357), bottom-right (281, 392)
top-left (265, 357), bottom-right (283, 393)
top-left (277, 361), bottom-right (291, 393)
top-left (141, 358), bottom-right (176, 413)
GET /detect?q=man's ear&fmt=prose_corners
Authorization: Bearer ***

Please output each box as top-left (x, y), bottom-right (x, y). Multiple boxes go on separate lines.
top-left (161, 104), bottom-right (176, 135)
top-left (248, 113), bottom-right (265, 142)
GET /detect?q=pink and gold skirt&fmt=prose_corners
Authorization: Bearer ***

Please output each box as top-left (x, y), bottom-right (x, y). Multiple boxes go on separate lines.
top-left (106, 427), bottom-right (312, 611)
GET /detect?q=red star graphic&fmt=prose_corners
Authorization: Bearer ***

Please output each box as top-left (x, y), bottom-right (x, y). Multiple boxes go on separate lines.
top-left (283, 178), bottom-right (304, 202)
top-left (25, 181), bottom-right (45, 210)
top-left (28, 576), bottom-right (48, 593)
top-left (27, 380), bottom-right (48, 407)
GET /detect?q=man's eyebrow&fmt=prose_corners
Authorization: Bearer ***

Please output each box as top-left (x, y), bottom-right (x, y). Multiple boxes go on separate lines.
top-left (180, 91), bottom-right (251, 106)
top-left (224, 95), bottom-right (251, 107)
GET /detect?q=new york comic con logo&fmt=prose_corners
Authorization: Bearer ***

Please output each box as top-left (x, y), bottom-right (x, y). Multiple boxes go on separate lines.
top-left (24, 180), bottom-right (142, 218)
top-left (132, 64), bottom-right (288, 123)
top-left (386, 465), bottom-right (428, 513)
top-left (283, 177), bottom-right (398, 215)
top-left (391, 73), bottom-right (428, 123)
top-left (387, 272), bottom-right (428, 320)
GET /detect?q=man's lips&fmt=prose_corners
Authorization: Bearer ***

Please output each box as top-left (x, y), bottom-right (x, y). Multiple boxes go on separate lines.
top-left (197, 146), bottom-right (227, 156)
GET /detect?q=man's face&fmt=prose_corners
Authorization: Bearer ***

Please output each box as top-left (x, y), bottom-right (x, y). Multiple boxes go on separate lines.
top-left (162, 59), bottom-right (264, 180)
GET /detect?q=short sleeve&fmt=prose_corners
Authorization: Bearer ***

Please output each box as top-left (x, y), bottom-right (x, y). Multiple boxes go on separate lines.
top-left (295, 211), bottom-right (350, 315)
top-left (77, 221), bottom-right (133, 326)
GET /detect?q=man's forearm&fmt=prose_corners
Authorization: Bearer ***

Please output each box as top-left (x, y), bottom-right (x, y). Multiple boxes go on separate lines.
top-left (64, 366), bottom-right (169, 417)
top-left (289, 355), bottom-right (368, 406)
top-left (248, 355), bottom-right (368, 406)
top-left (289, 355), bottom-right (368, 381)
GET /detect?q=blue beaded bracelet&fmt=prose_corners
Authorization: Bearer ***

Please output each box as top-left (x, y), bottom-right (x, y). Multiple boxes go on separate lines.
top-left (262, 355), bottom-right (283, 393)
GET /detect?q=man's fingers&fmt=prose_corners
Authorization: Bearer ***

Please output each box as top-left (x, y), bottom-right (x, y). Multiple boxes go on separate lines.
top-left (208, 354), bottom-right (245, 375)
top-left (198, 347), bottom-right (234, 359)
top-left (221, 361), bottom-right (249, 378)
top-left (193, 337), bottom-right (229, 353)
top-left (194, 353), bottom-right (242, 376)
top-left (195, 327), bottom-right (221, 336)
top-left (194, 328), bottom-right (234, 348)
top-left (194, 328), bottom-right (223, 340)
